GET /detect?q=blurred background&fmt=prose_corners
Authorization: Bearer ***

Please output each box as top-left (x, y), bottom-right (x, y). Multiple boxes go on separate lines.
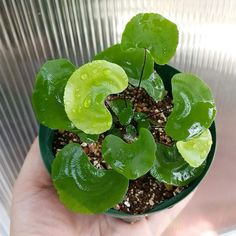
top-left (1, 0), bottom-right (236, 235)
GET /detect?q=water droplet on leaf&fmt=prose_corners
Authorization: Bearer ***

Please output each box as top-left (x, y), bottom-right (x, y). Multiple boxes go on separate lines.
top-left (81, 74), bottom-right (88, 80)
top-left (83, 97), bottom-right (91, 108)
top-left (104, 69), bottom-right (111, 75)
top-left (200, 153), bottom-right (205, 159)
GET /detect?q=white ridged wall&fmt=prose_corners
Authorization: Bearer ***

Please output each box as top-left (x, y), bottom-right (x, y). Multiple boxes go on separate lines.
top-left (1, 0), bottom-right (236, 235)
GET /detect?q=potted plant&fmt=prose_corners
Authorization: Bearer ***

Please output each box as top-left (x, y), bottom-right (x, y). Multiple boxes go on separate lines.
top-left (32, 12), bottom-right (216, 222)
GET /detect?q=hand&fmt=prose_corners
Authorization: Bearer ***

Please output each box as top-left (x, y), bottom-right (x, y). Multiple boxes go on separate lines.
top-left (10, 138), bottom-right (192, 236)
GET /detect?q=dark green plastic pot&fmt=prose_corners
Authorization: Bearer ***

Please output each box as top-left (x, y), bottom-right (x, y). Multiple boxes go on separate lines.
top-left (39, 64), bottom-right (217, 222)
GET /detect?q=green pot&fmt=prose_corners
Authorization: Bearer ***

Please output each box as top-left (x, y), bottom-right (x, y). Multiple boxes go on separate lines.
top-left (39, 64), bottom-right (217, 222)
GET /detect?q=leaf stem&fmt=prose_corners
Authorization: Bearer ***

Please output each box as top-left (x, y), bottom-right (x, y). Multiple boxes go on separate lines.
top-left (128, 82), bottom-right (136, 88)
top-left (138, 48), bottom-right (147, 88)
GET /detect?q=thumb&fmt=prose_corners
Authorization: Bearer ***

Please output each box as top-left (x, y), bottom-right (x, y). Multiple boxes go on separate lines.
top-left (13, 137), bottom-right (52, 195)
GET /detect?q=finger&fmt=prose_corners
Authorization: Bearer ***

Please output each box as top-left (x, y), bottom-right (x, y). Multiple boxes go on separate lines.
top-left (13, 137), bottom-right (52, 193)
top-left (102, 215), bottom-right (153, 236)
top-left (146, 191), bottom-right (195, 235)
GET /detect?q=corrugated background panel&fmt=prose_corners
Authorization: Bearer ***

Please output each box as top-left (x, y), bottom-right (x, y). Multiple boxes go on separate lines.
top-left (1, 0), bottom-right (236, 235)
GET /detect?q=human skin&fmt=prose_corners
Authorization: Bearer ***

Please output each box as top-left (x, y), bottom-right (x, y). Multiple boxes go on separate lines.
top-left (10, 138), bottom-right (193, 236)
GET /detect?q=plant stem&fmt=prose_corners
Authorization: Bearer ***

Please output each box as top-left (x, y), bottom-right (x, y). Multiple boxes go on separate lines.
top-left (138, 48), bottom-right (147, 88)
top-left (128, 82), bottom-right (135, 88)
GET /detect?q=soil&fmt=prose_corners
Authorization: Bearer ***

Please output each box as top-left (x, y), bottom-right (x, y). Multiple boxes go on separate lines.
top-left (52, 86), bottom-right (185, 214)
top-left (108, 86), bottom-right (174, 146)
top-left (114, 175), bottom-right (184, 214)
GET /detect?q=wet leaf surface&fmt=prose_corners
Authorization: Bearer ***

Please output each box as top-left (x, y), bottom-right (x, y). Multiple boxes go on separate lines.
top-left (129, 72), bottom-right (165, 102)
top-left (32, 59), bottom-right (76, 129)
top-left (121, 13), bottom-right (178, 65)
top-left (176, 129), bottom-right (212, 167)
top-left (102, 128), bottom-right (156, 180)
top-left (64, 60), bottom-right (128, 134)
top-left (110, 98), bottom-right (134, 125)
top-left (165, 73), bottom-right (216, 140)
top-left (52, 143), bottom-right (129, 214)
top-left (94, 44), bottom-right (154, 81)
top-left (150, 142), bottom-right (206, 186)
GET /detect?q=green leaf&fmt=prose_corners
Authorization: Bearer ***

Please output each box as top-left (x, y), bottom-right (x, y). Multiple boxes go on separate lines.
top-left (176, 129), bottom-right (212, 167)
top-left (124, 124), bottom-right (137, 142)
top-left (76, 131), bottom-right (99, 143)
top-left (68, 128), bottom-right (100, 143)
top-left (133, 112), bottom-right (150, 130)
top-left (165, 73), bottom-right (216, 140)
top-left (94, 44), bottom-right (154, 80)
top-left (121, 13), bottom-right (179, 65)
top-left (64, 60), bottom-right (128, 134)
top-left (125, 124), bottom-right (136, 136)
top-left (110, 98), bottom-right (134, 125)
top-left (102, 128), bottom-right (156, 179)
top-left (107, 127), bottom-right (122, 138)
top-left (150, 142), bottom-right (206, 186)
top-left (52, 143), bottom-right (129, 214)
top-left (32, 59), bottom-right (76, 129)
top-left (129, 72), bottom-right (165, 102)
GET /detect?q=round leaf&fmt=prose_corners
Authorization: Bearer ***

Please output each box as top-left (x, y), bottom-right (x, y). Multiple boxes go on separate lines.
top-left (110, 98), bottom-right (134, 125)
top-left (124, 124), bottom-right (137, 142)
top-left (52, 143), bottom-right (129, 214)
top-left (74, 130), bottom-right (99, 143)
top-left (165, 73), bottom-right (216, 140)
top-left (150, 142), bottom-right (206, 186)
top-left (102, 128), bottom-right (156, 180)
top-left (94, 44), bottom-right (154, 80)
top-left (176, 129), bottom-right (212, 168)
top-left (125, 124), bottom-right (137, 137)
top-left (121, 13), bottom-right (178, 65)
top-left (32, 59), bottom-right (76, 129)
top-left (106, 126), bottom-right (122, 138)
top-left (129, 72), bottom-right (165, 102)
top-left (133, 112), bottom-right (150, 130)
top-left (64, 60), bottom-right (128, 134)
